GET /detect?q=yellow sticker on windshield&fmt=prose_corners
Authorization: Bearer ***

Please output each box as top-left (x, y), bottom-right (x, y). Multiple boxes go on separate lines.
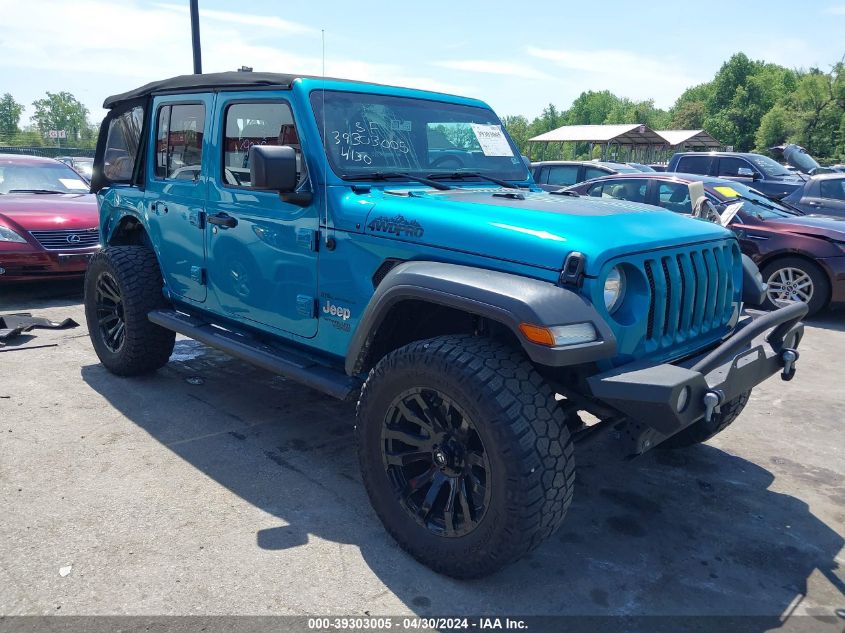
top-left (714, 185), bottom-right (740, 198)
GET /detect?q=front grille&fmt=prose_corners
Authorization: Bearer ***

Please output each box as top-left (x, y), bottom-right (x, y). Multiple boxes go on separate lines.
top-left (640, 242), bottom-right (738, 350)
top-left (29, 228), bottom-right (99, 251)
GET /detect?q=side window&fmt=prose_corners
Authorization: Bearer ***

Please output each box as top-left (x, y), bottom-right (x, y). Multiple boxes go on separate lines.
top-left (717, 157), bottom-right (753, 178)
top-left (819, 179), bottom-right (845, 201)
top-left (155, 103), bottom-right (205, 181)
top-left (103, 106), bottom-right (143, 182)
top-left (222, 102), bottom-right (303, 188)
top-left (537, 166), bottom-right (550, 184)
top-left (584, 166), bottom-right (608, 181)
top-left (657, 181), bottom-right (692, 214)
top-left (601, 179), bottom-right (649, 203)
top-left (677, 155), bottom-right (711, 175)
top-left (546, 165), bottom-right (580, 187)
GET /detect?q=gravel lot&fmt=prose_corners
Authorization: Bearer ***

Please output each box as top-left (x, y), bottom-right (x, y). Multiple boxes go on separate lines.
top-left (1, 280), bottom-right (843, 628)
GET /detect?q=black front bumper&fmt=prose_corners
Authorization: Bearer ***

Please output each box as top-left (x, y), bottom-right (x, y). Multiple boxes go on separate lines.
top-left (586, 302), bottom-right (807, 455)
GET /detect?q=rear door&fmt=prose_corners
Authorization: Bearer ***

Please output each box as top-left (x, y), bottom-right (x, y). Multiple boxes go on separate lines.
top-left (144, 96), bottom-right (212, 303)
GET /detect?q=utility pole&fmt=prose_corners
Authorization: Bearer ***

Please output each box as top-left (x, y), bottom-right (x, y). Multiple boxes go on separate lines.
top-left (190, 0), bottom-right (202, 74)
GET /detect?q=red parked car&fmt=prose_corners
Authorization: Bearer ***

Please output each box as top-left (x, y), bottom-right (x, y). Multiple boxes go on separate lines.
top-left (0, 154), bottom-right (100, 282)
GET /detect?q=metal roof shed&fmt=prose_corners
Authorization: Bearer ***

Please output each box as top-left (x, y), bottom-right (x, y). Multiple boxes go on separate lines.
top-left (528, 124), bottom-right (667, 162)
top-left (655, 129), bottom-right (721, 149)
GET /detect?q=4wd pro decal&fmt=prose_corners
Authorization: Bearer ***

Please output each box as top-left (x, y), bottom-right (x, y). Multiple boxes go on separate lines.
top-left (367, 214), bottom-right (424, 238)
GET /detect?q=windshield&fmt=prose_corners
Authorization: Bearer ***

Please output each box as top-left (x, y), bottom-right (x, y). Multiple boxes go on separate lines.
top-left (711, 180), bottom-right (794, 219)
top-left (0, 162), bottom-right (89, 194)
top-left (73, 159), bottom-right (94, 179)
top-left (310, 91), bottom-right (528, 182)
top-left (745, 154), bottom-right (793, 178)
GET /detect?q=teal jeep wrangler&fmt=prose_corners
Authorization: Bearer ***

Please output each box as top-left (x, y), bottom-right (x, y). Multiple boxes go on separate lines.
top-left (85, 71), bottom-right (806, 578)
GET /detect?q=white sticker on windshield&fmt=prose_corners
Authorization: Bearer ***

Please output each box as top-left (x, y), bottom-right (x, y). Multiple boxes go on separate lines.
top-left (59, 178), bottom-right (88, 190)
top-left (470, 124), bottom-right (514, 157)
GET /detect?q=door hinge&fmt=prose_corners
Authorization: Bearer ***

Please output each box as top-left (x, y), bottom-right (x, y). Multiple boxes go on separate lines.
top-left (189, 210), bottom-right (206, 229)
top-left (296, 294), bottom-right (316, 318)
top-left (296, 228), bottom-right (320, 252)
top-left (190, 266), bottom-right (206, 285)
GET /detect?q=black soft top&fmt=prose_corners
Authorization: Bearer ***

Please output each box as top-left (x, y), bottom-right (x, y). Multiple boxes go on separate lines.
top-left (102, 71), bottom-right (338, 108)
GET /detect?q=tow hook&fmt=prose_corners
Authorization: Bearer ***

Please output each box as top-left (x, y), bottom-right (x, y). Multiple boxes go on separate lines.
top-left (781, 348), bottom-right (799, 381)
top-left (703, 390), bottom-right (725, 424)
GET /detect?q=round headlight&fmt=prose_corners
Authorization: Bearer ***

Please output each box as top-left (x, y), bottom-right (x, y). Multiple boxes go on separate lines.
top-left (604, 266), bottom-right (626, 313)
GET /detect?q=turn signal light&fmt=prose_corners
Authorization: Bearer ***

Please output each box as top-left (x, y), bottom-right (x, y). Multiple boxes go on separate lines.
top-left (519, 323), bottom-right (556, 346)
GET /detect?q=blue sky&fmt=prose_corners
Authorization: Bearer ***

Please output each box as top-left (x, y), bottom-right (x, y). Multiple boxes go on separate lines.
top-left (1, 0), bottom-right (843, 126)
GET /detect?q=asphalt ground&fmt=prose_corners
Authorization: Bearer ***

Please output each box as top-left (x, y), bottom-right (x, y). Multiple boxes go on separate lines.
top-left (1, 279), bottom-right (843, 632)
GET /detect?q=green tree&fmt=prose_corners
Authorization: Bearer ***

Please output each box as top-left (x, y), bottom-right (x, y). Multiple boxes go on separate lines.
top-left (501, 115), bottom-right (530, 156)
top-left (754, 104), bottom-right (794, 151)
top-left (31, 91), bottom-right (91, 142)
top-left (0, 93), bottom-right (24, 138)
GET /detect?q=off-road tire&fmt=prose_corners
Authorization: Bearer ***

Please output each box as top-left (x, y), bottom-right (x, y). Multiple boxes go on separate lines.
top-left (356, 335), bottom-right (575, 578)
top-left (761, 257), bottom-right (829, 317)
top-left (659, 390), bottom-right (751, 449)
top-left (84, 245), bottom-right (175, 376)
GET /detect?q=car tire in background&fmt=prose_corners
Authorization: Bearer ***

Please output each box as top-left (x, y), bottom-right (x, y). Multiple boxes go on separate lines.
top-left (356, 335), bottom-right (575, 578)
top-left (84, 245), bottom-right (175, 376)
top-left (760, 257), bottom-right (830, 317)
top-left (659, 391), bottom-right (751, 449)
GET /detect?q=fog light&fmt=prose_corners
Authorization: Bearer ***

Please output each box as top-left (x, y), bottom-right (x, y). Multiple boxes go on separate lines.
top-left (676, 386), bottom-right (691, 413)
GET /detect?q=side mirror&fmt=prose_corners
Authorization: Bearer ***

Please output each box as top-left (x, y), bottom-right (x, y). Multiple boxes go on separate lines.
top-left (737, 167), bottom-right (756, 179)
top-left (249, 145), bottom-right (297, 192)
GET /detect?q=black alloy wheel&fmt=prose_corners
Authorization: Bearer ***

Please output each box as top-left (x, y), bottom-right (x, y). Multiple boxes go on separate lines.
top-left (95, 272), bottom-right (126, 353)
top-left (381, 387), bottom-right (491, 538)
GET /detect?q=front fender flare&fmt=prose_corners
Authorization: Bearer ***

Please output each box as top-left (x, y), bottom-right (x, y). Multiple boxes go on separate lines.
top-left (345, 261), bottom-right (617, 375)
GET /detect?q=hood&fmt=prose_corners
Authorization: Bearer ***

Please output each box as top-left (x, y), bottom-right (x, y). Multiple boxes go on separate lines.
top-left (344, 187), bottom-right (732, 275)
top-left (763, 213), bottom-right (845, 240)
top-left (778, 144), bottom-right (828, 175)
top-left (0, 193), bottom-right (99, 231)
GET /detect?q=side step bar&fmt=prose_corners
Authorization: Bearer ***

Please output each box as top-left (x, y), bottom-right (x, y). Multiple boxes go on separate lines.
top-left (148, 309), bottom-right (360, 400)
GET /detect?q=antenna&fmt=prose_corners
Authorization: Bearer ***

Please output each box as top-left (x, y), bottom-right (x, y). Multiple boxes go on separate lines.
top-left (321, 28), bottom-right (332, 249)
top-left (189, 0), bottom-right (202, 74)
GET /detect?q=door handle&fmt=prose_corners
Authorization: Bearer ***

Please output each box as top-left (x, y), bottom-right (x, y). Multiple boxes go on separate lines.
top-left (207, 212), bottom-right (238, 229)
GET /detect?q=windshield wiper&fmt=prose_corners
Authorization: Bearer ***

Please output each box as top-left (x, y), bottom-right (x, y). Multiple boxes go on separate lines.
top-left (426, 171), bottom-right (527, 189)
top-left (8, 189), bottom-right (66, 194)
top-left (731, 193), bottom-right (803, 217)
top-left (340, 171), bottom-right (451, 191)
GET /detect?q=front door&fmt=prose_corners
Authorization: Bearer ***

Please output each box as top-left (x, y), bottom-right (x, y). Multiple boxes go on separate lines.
top-left (144, 96), bottom-right (212, 303)
top-left (204, 96), bottom-right (319, 338)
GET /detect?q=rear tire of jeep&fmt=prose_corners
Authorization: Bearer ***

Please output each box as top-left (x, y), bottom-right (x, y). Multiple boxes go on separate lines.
top-left (355, 335), bottom-right (575, 578)
top-left (84, 245), bottom-right (175, 376)
top-left (658, 390), bottom-right (751, 449)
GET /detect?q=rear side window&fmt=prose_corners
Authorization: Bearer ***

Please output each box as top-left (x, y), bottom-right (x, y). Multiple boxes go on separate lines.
top-left (103, 106), bottom-right (143, 182)
top-left (155, 103), bottom-right (205, 180)
top-left (677, 155), bottom-right (712, 175)
top-left (584, 166), bottom-right (609, 180)
top-left (544, 164), bottom-right (580, 187)
top-left (717, 156), bottom-right (753, 177)
top-left (593, 178), bottom-right (649, 203)
top-left (820, 179), bottom-right (845, 200)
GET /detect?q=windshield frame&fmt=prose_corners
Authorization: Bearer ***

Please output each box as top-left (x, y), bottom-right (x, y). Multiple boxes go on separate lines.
top-left (308, 89), bottom-right (529, 185)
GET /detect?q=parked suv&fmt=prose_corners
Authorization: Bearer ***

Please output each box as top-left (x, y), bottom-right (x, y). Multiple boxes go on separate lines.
top-left (85, 72), bottom-right (807, 578)
top-left (530, 160), bottom-right (640, 191)
top-left (667, 151), bottom-right (806, 199)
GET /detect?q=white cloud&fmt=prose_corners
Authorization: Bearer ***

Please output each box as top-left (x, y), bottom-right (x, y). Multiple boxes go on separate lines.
top-left (154, 2), bottom-right (315, 34)
top-left (0, 0), bottom-right (469, 123)
top-left (435, 59), bottom-right (552, 81)
top-left (823, 5), bottom-right (845, 13)
top-left (525, 46), bottom-right (702, 108)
